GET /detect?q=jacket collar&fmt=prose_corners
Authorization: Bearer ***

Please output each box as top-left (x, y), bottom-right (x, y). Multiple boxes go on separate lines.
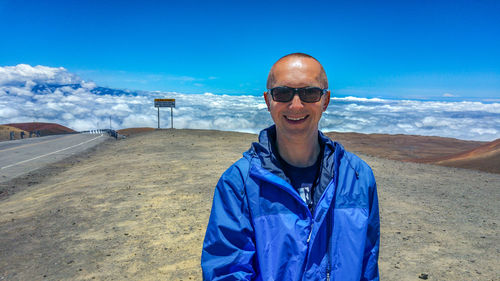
top-left (248, 125), bottom-right (341, 211)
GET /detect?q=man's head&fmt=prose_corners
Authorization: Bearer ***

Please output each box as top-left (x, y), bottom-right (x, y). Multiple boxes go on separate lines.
top-left (264, 53), bottom-right (330, 141)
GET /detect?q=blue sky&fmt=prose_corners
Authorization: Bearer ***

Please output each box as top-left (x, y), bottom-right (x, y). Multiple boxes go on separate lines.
top-left (1, 0), bottom-right (499, 100)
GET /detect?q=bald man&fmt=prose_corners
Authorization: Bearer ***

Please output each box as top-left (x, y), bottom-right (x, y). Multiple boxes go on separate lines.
top-left (202, 53), bottom-right (380, 281)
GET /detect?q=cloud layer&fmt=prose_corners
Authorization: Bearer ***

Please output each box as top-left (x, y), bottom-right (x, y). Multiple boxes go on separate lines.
top-left (1, 64), bottom-right (499, 141)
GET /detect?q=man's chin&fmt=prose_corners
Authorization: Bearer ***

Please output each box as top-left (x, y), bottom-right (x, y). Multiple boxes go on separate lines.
top-left (277, 124), bottom-right (318, 137)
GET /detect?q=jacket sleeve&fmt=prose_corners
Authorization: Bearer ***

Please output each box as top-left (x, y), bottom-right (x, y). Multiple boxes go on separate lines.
top-left (362, 171), bottom-right (380, 281)
top-left (201, 162), bottom-right (256, 280)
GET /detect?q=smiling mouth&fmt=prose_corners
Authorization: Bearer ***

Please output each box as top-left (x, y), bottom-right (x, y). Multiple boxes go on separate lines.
top-left (284, 115), bottom-right (309, 122)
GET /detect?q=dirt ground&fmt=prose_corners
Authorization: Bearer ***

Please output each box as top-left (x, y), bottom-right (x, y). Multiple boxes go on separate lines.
top-left (0, 129), bottom-right (499, 280)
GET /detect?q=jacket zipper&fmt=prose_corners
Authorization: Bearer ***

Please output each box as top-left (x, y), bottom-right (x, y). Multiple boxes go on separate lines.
top-left (326, 262), bottom-right (330, 281)
top-left (307, 222), bottom-right (314, 243)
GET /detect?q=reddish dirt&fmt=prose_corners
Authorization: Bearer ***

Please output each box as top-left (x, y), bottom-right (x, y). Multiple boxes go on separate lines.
top-left (431, 138), bottom-right (500, 162)
top-left (324, 132), bottom-right (500, 174)
top-left (325, 132), bottom-right (484, 161)
top-left (4, 122), bottom-right (75, 136)
top-left (424, 139), bottom-right (500, 174)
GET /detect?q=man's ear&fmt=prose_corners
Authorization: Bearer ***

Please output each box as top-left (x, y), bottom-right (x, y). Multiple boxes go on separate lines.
top-left (322, 90), bottom-right (331, 112)
top-left (264, 91), bottom-right (271, 111)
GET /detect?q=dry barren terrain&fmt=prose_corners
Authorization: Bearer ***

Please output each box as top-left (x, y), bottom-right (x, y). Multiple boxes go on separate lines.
top-left (0, 129), bottom-right (499, 280)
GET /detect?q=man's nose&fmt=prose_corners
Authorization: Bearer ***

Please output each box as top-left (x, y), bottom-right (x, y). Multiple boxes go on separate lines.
top-left (289, 93), bottom-right (304, 110)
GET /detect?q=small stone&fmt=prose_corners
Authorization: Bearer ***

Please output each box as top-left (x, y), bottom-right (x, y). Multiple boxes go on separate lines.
top-left (418, 273), bottom-right (428, 279)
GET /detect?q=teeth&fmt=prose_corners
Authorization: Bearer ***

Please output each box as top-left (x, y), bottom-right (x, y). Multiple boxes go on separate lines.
top-left (287, 116), bottom-right (306, 121)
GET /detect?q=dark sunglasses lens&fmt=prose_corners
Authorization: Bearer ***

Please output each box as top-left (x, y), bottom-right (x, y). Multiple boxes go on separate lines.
top-left (272, 87), bottom-right (294, 102)
top-left (300, 88), bottom-right (322, 103)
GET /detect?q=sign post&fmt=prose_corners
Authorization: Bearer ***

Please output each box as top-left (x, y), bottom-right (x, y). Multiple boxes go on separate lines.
top-left (154, 98), bottom-right (176, 129)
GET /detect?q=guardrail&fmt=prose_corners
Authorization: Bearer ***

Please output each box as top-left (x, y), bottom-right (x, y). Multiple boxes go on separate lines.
top-left (80, 129), bottom-right (125, 139)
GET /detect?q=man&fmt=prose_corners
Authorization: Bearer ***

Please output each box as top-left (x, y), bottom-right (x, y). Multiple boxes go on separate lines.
top-left (201, 53), bottom-right (380, 280)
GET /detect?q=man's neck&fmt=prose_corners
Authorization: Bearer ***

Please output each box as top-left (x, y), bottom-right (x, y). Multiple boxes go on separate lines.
top-left (276, 130), bottom-right (320, 168)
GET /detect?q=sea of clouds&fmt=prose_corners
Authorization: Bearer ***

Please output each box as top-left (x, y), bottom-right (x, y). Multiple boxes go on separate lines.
top-left (1, 64), bottom-right (499, 141)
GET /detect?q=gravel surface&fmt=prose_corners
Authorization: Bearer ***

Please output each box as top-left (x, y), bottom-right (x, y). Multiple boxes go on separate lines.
top-left (0, 129), bottom-right (498, 280)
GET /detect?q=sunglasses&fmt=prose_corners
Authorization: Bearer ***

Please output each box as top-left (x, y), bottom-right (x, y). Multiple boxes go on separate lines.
top-left (267, 86), bottom-right (327, 103)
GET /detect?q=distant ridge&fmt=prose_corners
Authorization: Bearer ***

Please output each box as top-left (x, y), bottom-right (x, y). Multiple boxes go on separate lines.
top-left (425, 138), bottom-right (500, 174)
top-left (4, 122), bottom-right (75, 136)
top-left (325, 131), bottom-right (483, 161)
top-left (29, 83), bottom-right (139, 97)
top-left (325, 131), bottom-right (500, 174)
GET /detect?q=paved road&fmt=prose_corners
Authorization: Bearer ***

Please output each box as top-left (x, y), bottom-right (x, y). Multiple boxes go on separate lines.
top-left (0, 133), bottom-right (108, 183)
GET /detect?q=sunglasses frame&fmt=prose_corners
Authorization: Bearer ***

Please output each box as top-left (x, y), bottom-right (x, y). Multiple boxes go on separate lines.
top-left (267, 86), bottom-right (328, 103)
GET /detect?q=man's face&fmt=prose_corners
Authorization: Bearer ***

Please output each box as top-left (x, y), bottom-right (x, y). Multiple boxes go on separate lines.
top-left (264, 57), bottom-right (330, 140)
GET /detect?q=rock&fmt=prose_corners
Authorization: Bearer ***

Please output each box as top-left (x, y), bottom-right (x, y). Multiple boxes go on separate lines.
top-left (418, 273), bottom-right (428, 279)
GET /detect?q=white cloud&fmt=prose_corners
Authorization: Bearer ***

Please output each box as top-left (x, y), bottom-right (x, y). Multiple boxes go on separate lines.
top-left (0, 64), bottom-right (83, 86)
top-left (0, 107), bottom-right (20, 118)
top-left (112, 103), bottom-right (132, 112)
top-left (332, 96), bottom-right (387, 103)
top-left (442, 93), bottom-right (457, 97)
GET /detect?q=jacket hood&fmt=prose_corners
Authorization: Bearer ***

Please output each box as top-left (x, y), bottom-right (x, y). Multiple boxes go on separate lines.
top-left (246, 125), bottom-right (342, 210)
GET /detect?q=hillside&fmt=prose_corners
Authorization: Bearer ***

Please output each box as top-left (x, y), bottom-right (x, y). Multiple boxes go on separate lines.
top-left (324, 132), bottom-right (500, 174)
top-left (4, 122), bottom-right (75, 136)
top-left (427, 138), bottom-right (500, 174)
top-left (325, 132), bottom-right (484, 161)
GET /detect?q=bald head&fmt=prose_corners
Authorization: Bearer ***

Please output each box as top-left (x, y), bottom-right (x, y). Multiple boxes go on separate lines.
top-left (266, 53), bottom-right (328, 89)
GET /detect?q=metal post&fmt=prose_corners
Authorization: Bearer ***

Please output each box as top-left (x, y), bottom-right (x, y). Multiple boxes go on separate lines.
top-left (170, 107), bottom-right (173, 129)
top-left (157, 107), bottom-right (160, 129)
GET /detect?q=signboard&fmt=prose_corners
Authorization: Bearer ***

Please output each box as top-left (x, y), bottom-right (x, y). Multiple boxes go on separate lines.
top-left (154, 98), bottom-right (175, 129)
top-left (154, 98), bottom-right (175, 108)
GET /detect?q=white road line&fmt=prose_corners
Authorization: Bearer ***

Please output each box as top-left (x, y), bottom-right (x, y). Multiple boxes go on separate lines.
top-left (0, 134), bottom-right (104, 170)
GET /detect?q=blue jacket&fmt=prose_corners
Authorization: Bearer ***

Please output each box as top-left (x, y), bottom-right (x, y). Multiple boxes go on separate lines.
top-left (202, 126), bottom-right (380, 280)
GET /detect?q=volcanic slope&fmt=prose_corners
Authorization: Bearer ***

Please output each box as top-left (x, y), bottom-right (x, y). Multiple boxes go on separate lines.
top-left (426, 138), bottom-right (500, 174)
